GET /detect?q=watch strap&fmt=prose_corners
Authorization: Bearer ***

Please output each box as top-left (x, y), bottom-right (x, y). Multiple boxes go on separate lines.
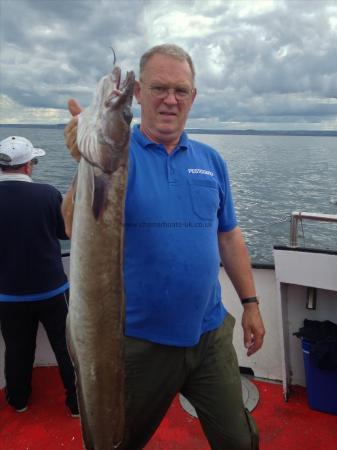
top-left (241, 296), bottom-right (259, 305)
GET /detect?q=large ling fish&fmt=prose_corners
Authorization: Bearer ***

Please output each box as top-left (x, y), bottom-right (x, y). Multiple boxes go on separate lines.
top-left (66, 66), bottom-right (135, 449)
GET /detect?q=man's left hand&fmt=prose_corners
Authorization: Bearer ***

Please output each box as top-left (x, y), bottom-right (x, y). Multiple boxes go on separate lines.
top-left (241, 304), bottom-right (265, 356)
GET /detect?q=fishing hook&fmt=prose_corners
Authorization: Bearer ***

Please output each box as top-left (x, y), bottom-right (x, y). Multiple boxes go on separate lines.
top-left (109, 46), bottom-right (116, 66)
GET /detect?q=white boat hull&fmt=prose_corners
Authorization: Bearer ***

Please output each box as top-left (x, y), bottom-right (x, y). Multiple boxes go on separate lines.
top-left (1, 251), bottom-right (337, 391)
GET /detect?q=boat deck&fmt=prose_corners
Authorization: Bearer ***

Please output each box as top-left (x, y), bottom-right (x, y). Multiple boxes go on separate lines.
top-left (1, 366), bottom-right (336, 449)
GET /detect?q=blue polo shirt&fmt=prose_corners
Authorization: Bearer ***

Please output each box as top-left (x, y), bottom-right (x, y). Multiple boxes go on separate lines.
top-left (124, 125), bottom-right (237, 346)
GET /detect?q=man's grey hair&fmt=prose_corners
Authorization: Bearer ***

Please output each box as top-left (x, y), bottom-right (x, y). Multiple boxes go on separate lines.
top-left (139, 44), bottom-right (195, 83)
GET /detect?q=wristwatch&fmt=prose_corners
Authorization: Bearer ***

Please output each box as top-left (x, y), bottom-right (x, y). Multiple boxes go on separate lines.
top-left (241, 296), bottom-right (260, 305)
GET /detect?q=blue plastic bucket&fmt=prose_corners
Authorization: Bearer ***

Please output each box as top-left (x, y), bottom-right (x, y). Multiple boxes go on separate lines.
top-left (302, 339), bottom-right (337, 415)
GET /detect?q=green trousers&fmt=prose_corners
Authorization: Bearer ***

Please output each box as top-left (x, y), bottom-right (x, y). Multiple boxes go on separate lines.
top-left (123, 314), bottom-right (259, 449)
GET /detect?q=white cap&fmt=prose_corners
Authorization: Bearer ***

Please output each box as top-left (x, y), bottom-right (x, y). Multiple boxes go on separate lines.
top-left (0, 136), bottom-right (46, 166)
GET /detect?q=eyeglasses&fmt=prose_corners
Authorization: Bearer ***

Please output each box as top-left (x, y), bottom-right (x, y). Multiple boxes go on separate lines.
top-left (30, 158), bottom-right (38, 166)
top-left (141, 81), bottom-right (195, 101)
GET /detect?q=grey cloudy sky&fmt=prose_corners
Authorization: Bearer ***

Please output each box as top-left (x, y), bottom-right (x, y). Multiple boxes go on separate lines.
top-left (1, 0), bottom-right (337, 130)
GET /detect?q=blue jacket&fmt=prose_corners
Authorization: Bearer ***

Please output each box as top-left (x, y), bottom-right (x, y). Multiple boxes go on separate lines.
top-left (0, 178), bottom-right (68, 299)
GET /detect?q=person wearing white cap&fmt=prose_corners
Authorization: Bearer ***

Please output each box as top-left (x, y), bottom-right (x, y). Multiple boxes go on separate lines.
top-left (0, 136), bottom-right (78, 417)
top-left (0, 135), bottom-right (46, 167)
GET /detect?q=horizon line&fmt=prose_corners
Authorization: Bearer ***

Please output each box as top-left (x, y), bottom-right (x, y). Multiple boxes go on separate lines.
top-left (0, 123), bottom-right (337, 136)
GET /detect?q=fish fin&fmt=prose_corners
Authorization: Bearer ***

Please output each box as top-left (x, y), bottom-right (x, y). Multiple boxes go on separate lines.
top-left (92, 172), bottom-right (109, 220)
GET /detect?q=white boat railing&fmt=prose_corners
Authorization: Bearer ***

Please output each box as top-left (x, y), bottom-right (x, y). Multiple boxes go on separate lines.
top-left (289, 211), bottom-right (337, 247)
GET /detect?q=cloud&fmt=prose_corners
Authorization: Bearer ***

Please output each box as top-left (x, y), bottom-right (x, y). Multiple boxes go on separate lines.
top-left (1, 0), bottom-right (337, 129)
top-left (0, 94), bottom-right (70, 124)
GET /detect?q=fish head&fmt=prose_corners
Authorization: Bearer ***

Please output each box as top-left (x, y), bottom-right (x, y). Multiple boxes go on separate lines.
top-left (103, 67), bottom-right (135, 126)
top-left (93, 67), bottom-right (136, 166)
top-left (76, 67), bottom-right (135, 176)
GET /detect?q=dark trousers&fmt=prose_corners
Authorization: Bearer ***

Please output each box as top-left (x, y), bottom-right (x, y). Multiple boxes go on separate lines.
top-left (123, 314), bottom-right (259, 450)
top-left (0, 292), bottom-right (76, 409)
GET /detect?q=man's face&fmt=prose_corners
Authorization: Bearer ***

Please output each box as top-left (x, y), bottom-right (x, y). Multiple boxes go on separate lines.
top-left (134, 54), bottom-right (196, 149)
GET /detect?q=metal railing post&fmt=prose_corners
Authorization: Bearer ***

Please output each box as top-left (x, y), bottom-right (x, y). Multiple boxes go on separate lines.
top-left (290, 213), bottom-right (299, 247)
top-left (289, 211), bottom-right (337, 248)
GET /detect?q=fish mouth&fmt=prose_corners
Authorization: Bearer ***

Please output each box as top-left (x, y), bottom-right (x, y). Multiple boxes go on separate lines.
top-left (105, 67), bottom-right (135, 109)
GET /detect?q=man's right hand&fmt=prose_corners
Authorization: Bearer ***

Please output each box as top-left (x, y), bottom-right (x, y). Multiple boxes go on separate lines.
top-left (64, 99), bottom-right (83, 162)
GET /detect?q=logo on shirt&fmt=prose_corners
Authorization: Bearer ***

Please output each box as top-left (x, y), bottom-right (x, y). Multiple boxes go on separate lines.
top-left (188, 168), bottom-right (214, 177)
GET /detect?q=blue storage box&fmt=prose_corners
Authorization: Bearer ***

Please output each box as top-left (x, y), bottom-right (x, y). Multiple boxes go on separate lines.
top-left (302, 339), bottom-right (337, 415)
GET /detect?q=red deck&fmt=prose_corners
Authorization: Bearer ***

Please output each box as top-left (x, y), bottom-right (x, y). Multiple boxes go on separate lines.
top-left (0, 366), bottom-right (336, 449)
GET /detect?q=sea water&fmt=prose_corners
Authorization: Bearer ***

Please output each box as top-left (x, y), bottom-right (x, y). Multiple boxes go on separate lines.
top-left (1, 126), bottom-right (336, 264)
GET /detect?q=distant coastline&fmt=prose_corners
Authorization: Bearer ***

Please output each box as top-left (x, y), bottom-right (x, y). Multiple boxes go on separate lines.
top-left (0, 123), bottom-right (336, 137)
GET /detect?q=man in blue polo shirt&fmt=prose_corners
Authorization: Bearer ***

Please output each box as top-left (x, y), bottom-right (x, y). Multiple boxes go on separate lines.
top-left (63, 44), bottom-right (265, 449)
